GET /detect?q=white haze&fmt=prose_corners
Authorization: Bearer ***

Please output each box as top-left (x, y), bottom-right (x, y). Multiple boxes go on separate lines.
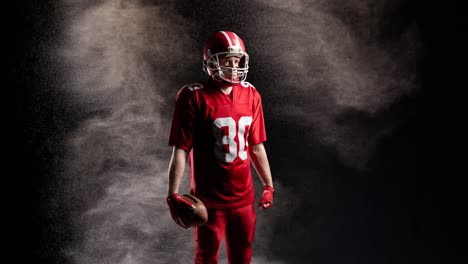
top-left (54, 0), bottom-right (421, 263)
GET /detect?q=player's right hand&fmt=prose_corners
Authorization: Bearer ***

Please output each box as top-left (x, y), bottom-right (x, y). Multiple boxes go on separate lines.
top-left (258, 185), bottom-right (275, 209)
top-left (167, 193), bottom-right (192, 229)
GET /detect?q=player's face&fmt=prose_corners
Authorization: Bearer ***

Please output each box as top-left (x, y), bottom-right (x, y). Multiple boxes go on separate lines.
top-left (218, 56), bottom-right (241, 80)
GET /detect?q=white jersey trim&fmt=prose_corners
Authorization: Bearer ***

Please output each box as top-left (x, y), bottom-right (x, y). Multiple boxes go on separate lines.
top-left (239, 81), bottom-right (255, 89)
top-left (184, 83), bottom-right (205, 91)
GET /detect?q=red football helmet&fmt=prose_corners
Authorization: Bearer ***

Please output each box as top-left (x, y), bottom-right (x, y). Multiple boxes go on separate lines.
top-left (203, 31), bottom-right (249, 84)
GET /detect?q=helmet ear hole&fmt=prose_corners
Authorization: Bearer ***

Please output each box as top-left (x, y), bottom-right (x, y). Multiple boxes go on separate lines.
top-left (206, 59), bottom-right (219, 72)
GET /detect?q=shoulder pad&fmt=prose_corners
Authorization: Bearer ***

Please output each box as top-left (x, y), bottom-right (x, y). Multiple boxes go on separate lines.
top-left (239, 81), bottom-right (256, 89)
top-left (177, 83), bottom-right (204, 100)
top-left (183, 83), bottom-right (205, 91)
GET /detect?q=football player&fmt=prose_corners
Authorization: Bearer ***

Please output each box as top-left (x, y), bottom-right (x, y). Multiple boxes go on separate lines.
top-left (167, 31), bottom-right (274, 264)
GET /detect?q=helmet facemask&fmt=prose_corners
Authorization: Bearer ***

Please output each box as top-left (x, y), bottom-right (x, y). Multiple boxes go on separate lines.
top-left (204, 48), bottom-right (249, 84)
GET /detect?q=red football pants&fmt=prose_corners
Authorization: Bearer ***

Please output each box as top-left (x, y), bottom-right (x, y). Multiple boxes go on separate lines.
top-left (194, 203), bottom-right (256, 264)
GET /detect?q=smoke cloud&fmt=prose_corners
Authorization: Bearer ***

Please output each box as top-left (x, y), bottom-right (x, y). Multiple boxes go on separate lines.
top-left (49, 0), bottom-right (423, 263)
top-left (253, 0), bottom-right (421, 170)
top-left (58, 1), bottom-right (197, 263)
top-left (248, 1), bottom-right (421, 262)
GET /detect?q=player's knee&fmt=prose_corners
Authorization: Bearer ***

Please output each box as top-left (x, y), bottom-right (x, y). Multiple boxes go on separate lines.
top-left (195, 236), bottom-right (222, 263)
top-left (195, 253), bottom-right (218, 264)
top-left (227, 247), bottom-right (252, 264)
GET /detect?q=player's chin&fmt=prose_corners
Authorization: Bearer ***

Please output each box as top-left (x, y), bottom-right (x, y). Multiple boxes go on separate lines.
top-left (227, 76), bottom-right (239, 82)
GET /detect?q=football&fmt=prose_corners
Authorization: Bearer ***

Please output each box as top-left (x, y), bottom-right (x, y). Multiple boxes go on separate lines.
top-left (181, 194), bottom-right (208, 227)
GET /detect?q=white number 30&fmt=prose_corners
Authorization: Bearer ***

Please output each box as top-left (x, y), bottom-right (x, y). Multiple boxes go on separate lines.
top-left (213, 116), bottom-right (253, 162)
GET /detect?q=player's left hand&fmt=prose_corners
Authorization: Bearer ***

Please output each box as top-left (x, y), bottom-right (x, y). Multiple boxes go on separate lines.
top-left (258, 185), bottom-right (274, 209)
top-left (166, 193), bottom-right (192, 229)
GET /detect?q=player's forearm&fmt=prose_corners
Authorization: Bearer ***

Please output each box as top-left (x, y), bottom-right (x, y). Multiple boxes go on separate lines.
top-left (168, 147), bottom-right (189, 196)
top-left (249, 143), bottom-right (273, 187)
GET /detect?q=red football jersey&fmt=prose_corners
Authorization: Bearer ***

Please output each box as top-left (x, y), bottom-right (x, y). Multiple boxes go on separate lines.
top-left (169, 79), bottom-right (267, 209)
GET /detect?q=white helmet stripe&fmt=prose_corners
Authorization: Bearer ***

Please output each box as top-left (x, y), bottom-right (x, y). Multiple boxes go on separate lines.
top-left (233, 33), bottom-right (240, 47)
top-left (220, 31), bottom-right (233, 47)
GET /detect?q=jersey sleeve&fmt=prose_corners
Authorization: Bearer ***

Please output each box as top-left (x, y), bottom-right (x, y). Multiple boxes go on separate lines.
top-left (168, 86), bottom-right (198, 151)
top-left (248, 90), bottom-right (267, 145)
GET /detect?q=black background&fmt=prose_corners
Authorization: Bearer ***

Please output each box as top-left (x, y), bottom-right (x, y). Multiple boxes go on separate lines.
top-left (10, 0), bottom-right (463, 263)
